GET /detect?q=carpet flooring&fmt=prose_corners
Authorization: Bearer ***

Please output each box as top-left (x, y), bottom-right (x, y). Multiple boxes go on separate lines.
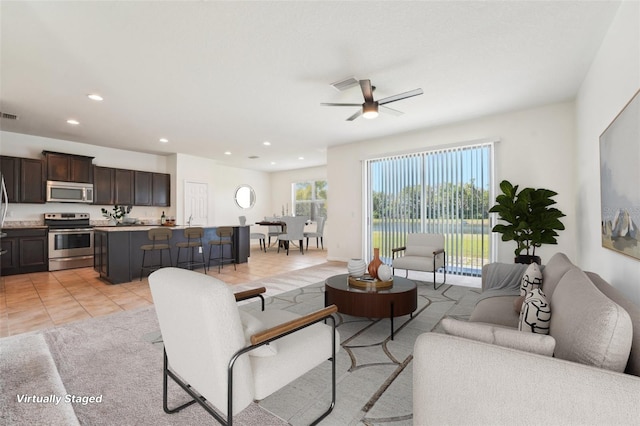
top-left (0, 266), bottom-right (480, 425)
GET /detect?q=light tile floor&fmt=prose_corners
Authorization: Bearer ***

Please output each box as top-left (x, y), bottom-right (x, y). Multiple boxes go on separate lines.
top-left (0, 243), bottom-right (331, 337)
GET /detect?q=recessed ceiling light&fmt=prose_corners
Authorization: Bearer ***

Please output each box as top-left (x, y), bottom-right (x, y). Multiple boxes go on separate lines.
top-left (224, 151), bottom-right (232, 155)
top-left (87, 94), bottom-right (103, 101)
top-left (263, 141), bottom-right (271, 146)
top-left (271, 161), bottom-right (276, 165)
top-left (66, 119), bottom-right (80, 125)
top-left (298, 156), bottom-right (304, 160)
top-left (159, 138), bottom-right (169, 143)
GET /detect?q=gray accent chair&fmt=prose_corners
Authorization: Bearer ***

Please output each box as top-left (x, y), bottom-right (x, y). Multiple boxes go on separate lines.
top-left (391, 233), bottom-right (446, 289)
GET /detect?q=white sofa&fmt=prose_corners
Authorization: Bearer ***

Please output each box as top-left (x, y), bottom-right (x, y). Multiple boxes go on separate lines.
top-left (413, 253), bottom-right (640, 425)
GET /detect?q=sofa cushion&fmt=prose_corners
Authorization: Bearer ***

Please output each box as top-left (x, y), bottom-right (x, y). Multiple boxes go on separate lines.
top-left (520, 262), bottom-right (543, 296)
top-left (442, 318), bottom-right (556, 356)
top-left (405, 245), bottom-right (438, 257)
top-left (550, 269), bottom-right (632, 372)
top-left (513, 295), bottom-right (525, 313)
top-left (586, 271), bottom-right (640, 377)
top-left (469, 296), bottom-right (520, 328)
top-left (541, 252), bottom-right (576, 299)
top-left (518, 288), bottom-right (551, 335)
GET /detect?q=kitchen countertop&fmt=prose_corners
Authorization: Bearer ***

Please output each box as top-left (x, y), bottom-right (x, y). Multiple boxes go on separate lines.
top-left (93, 224), bottom-right (248, 232)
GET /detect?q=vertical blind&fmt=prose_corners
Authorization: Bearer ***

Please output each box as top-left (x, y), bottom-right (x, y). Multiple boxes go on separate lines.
top-left (365, 142), bottom-right (493, 276)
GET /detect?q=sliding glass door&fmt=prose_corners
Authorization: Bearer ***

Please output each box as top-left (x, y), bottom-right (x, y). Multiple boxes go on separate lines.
top-left (364, 142), bottom-right (494, 276)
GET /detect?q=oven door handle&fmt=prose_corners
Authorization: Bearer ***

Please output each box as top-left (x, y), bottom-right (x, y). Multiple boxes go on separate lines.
top-left (49, 228), bottom-right (94, 233)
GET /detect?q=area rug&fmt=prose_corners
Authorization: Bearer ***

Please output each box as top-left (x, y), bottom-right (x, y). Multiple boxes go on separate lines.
top-left (0, 275), bottom-right (479, 425)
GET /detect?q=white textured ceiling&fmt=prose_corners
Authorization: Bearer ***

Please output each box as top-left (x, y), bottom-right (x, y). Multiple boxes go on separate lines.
top-left (0, 1), bottom-right (620, 171)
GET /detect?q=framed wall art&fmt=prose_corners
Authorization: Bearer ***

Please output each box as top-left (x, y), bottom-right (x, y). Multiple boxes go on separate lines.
top-left (600, 88), bottom-right (640, 260)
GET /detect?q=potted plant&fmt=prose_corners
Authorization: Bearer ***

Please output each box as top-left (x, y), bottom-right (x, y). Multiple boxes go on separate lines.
top-left (101, 205), bottom-right (132, 225)
top-left (489, 180), bottom-right (566, 264)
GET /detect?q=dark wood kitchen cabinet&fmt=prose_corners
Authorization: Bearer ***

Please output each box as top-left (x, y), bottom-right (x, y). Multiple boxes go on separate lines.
top-left (152, 173), bottom-right (170, 207)
top-left (0, 156), bottom-right (45, 203)
top-left (114, 169), bottom-right (134, 205)
top-left (0, 228), bottom-right (48, 276)
top-left (43, 151), bottom-right (94, 183)
top-left (93, 166), bottom-right (115, 205)
top-left (0, 156), bottom-right (20, 202)
top-left (20, 158), bottom-right (46, 203)
top-left (93, 165), bottom-right (169, 207)
top-left (134, 171), bottom-right (153, 206)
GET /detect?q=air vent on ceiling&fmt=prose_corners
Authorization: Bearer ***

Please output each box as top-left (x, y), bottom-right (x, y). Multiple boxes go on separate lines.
top-left (331, 77), bottom-right (359, 91)
top-left (0, 112), bottom-right (19, 120)
top-left (248, 155), bottom-right (259, 159)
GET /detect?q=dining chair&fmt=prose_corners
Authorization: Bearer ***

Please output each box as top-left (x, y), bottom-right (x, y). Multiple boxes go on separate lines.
top-left (277, 216), bottom-right (308, 255)
top-left (264, 216), bottom-right (284, 248)
top-left (304, 216), bottom-right (326, 250)
top-left (239, 216), bottom-right (266, 252)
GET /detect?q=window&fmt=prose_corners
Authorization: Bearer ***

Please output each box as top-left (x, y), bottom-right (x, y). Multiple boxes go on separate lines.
top-left (293, 180), bottom-right (327, 220)
top-left (365, 142), bottom-right (493, 276)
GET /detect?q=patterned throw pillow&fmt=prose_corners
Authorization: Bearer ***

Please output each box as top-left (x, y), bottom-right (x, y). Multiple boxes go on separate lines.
top-left (518, 288), bottom-right (551, 335)
top-left (520, 262), bottom-right (543, 296)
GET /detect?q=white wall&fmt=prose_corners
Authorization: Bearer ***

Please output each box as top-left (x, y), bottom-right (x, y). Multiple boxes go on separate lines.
top-left (0, 131), bottom-right (171, 223)
top-left (327, 101), bottom-right (576, 264)
top-left (174, 153), bottom-right (272, 229)
top-left (575, 0), bottom-right (640, 306)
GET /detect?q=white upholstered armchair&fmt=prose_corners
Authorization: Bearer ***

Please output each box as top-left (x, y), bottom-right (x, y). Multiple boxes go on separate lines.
top-left (391, 233), bottom-right (447, 289)
top-left (149, 267), bottom-right (339, 425)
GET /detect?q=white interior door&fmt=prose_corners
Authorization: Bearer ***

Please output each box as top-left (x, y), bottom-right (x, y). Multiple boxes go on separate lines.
top-left (184, 181), bottom-right (208, 226)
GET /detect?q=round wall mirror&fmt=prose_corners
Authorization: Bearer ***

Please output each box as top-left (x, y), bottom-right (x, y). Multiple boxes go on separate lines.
top-left (235, 185), bottom-right (256, 209)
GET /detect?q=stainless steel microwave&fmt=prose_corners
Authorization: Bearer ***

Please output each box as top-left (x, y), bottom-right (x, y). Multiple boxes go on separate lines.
top-left (46, 180), bottom-right (94, 203)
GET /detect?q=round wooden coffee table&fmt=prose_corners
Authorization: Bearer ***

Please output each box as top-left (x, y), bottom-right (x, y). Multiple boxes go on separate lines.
top-left (324, 274), bottom-right (417, 339)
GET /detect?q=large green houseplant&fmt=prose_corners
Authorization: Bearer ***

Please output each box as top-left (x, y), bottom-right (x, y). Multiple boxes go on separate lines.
top-left (489, 180), bottom-right (566, 264)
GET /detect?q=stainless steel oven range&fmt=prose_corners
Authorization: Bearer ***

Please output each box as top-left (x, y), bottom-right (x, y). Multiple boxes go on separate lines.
top-left (45, 213), bottom-right (94, 271)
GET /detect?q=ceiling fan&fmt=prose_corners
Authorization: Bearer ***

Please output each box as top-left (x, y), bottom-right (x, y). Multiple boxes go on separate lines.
top-left (321, 79), bottom-right (423, 121)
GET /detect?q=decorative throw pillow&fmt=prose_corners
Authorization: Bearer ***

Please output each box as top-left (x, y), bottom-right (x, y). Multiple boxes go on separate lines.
top-left (518, 288), bottom-right (551, 335)
top-left (513, 295), bottom-right (526, 314)
top-left (239, 310), bottom-right (278, 357)
top-left (520, 262), bottom-right (543, 296)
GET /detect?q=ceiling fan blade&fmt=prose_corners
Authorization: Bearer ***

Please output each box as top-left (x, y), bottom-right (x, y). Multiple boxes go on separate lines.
top-left (321, 102), bottom-right (362, 107)
top-left (380, 105), bottom-right (404, 116)
top-left (359, 80), bottom-right (374, 103)
top-left (378, 88), bottom-right (424, 105)
top-left (346, 109), bottom-right (363, 121)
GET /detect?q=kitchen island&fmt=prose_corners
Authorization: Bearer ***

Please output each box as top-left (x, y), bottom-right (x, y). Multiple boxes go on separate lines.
top-left (93, 225), bottom-right (249, 284)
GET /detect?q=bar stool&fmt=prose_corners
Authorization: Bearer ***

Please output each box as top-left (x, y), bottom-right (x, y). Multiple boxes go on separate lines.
top-left (176, 227), bottom-right (207, 273)
top-left (208, 227), bottom-right (237, 273)
top-left (140, 228), bottom-right (173, 280)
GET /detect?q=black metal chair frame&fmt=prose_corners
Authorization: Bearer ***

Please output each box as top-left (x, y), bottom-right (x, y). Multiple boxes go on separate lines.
top-left (391, 247), bottom-right (447, 290)
top-left (161, 302), bottom-right (338, 426)
top-left (176, 228), bottom-right (207, 273)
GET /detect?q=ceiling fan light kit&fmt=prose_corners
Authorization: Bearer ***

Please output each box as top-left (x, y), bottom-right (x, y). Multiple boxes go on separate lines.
top-left (321, 79), bottom-right (423, 121)
top-left (362, 102), bottom-right (379, 119)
